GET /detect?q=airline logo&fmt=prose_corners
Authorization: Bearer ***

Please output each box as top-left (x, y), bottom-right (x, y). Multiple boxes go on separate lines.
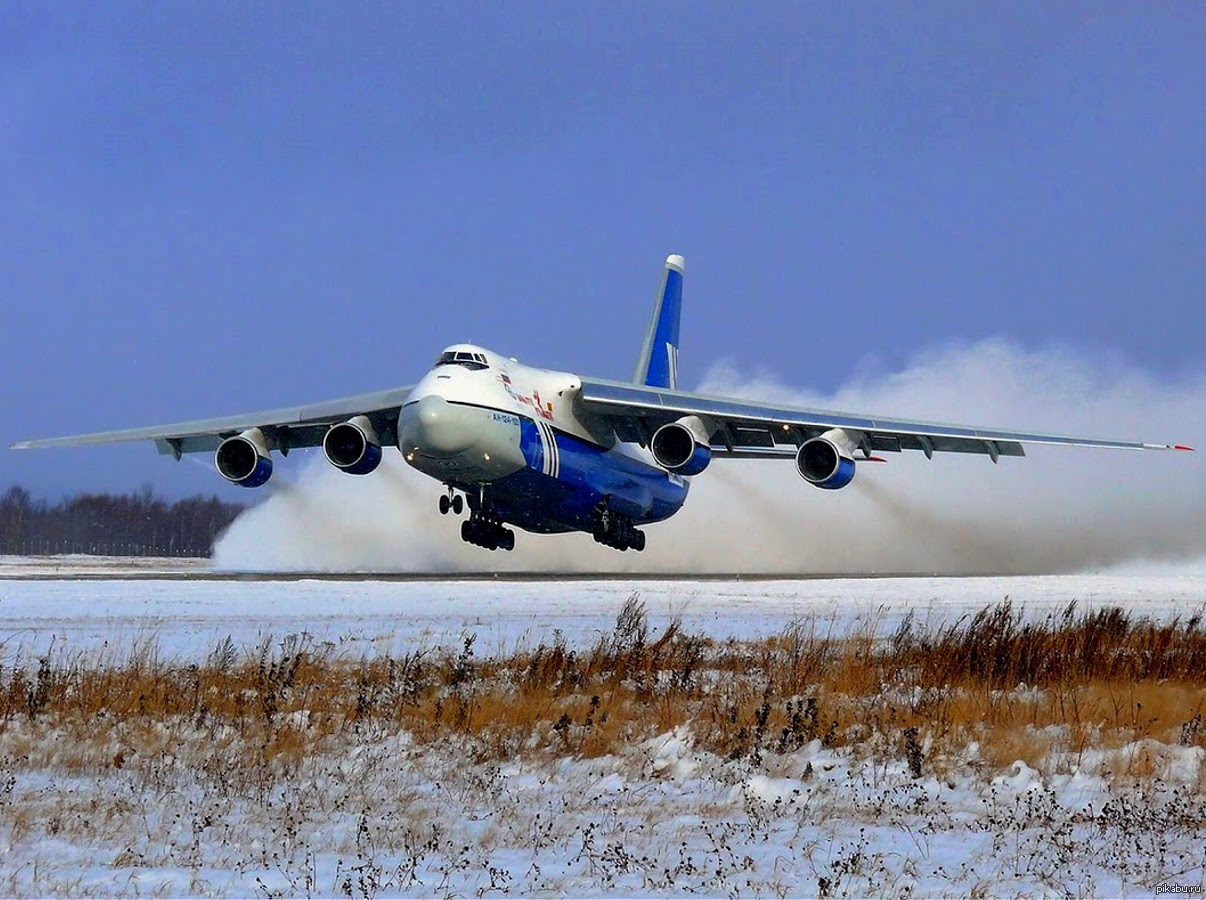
top-left (500, 374), bottom-right (554, 421)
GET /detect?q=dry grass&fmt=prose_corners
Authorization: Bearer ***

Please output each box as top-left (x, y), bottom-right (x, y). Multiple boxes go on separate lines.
top-left (2, 597), bottom-right (1205, 777)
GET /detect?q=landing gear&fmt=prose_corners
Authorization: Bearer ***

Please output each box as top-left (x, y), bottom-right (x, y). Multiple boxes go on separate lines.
top-left (438, 488), bottom-right (465, 516)
top-left (461, 514), bottom-right (515, 551)
top-left (592, 505), bottom-right (646, 552)
top-left (459, 493), bottom-right (515, 551)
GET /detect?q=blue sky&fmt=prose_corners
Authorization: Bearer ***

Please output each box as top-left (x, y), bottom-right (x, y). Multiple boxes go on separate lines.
top-left (2, 3), bottom-right (1204, 498)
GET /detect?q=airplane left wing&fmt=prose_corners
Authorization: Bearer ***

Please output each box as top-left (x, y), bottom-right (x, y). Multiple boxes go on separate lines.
top-left (9, 385), bottom-right (415, 457)
top-left (575, 377), bottom-right (1192, 461)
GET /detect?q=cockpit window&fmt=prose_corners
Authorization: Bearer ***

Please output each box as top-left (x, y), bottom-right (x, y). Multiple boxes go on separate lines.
top-left (434, 351), bottom-right (488, 370)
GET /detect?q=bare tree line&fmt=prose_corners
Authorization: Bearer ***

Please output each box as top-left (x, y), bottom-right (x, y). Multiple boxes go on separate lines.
top-left (0, 485), bottom-right (244, 557)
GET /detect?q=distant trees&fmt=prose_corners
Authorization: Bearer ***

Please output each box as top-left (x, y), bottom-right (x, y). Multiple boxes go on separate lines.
top-left (0, 485), bottom-right (244, 557)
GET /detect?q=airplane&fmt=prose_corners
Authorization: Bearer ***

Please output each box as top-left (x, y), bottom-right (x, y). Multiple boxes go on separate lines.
top-left (11, 254), bottom-right (1194, 552)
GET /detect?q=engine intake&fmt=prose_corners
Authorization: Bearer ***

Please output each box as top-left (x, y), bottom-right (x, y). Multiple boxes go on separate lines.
top-left (796, 429), bottom-right (857, 490)
top-left (215, 428), bottom-right (273, 488)
top-left (651, 415), bottom-right (712, 476)
top-left (323, 415), bottom-right (383, 475)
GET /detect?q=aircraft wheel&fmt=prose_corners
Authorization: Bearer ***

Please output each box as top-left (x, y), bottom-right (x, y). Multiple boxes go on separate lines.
top-left (500, 529), bottom-right (515, 551)
top-left (439, 495), bottom-right (450, 515)
top-left (633, 530), bottom-right (646, 552)
top-left (461, 520), bottom-right (471, 541)
top-left (451, 495), bottom-right (464, 515)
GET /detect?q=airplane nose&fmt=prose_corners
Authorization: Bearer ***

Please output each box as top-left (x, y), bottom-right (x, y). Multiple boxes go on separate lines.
top-left (398, 395), bottom-right (476, 458)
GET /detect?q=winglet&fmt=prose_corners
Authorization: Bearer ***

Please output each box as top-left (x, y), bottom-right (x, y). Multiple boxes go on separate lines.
top-left (633, 254), bottom-right (685, 390)
top-left (1175, 445), bottom-right (1195, 451)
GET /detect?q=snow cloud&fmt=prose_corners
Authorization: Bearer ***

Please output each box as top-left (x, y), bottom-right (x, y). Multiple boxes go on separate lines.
top-left (213, 340), bottom-right (1204, 574)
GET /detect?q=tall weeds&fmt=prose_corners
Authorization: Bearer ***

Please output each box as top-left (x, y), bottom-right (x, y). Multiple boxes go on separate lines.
top-left (1, 599), bottom-right (1204, 773)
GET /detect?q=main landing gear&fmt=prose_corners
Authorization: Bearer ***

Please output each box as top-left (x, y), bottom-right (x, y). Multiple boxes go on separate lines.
top-left (592, 506), bottom-right (646, 552)
top-left (443, 487), bottom-right (515, 551)
top-left (461, 515), bottom-right (515, 551)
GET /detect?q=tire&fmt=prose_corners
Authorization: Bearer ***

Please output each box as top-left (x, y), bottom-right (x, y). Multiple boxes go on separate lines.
top-left (501, 530), bottom-right (515, 551)
top-left (451, 495), bottom-right (464, 515)
top-left (439, 495), bottom-right (450, 515)
top-left (461, 521), bottom-right (471, 541)
top-left (633, 530), bottom-right (646, 552)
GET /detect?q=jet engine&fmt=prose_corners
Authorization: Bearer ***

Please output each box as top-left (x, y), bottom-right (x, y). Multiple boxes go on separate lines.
top-left (323, 415), bottom-right (383, 475)
top-left (650, 415), bottom-right (712, 476)
top-left (796, 428), bottom-right (857, 490)
top-left (215, 427), bottom-right (274, 487)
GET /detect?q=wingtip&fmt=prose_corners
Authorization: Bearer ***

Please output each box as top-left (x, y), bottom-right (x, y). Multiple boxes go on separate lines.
top-left (1175, 445), bottom-right (1195, 452)
top-left (9, 442), bottom-right (29, 451)
top-left (665, 254), bottom-right (685, 272)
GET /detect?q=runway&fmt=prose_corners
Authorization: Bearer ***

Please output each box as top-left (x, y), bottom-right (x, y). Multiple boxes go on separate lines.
top-left (1, 569), bottom-right (1015, 582)
top-left (0, 552), bottom-right (1090, 581)
top-left (1, 555), bottom-right (1203, 662)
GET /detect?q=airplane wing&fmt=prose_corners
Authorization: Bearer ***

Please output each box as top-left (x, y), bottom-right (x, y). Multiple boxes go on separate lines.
top-left (575, 377), bottom-right (1192, 461)
top-left (9, 385), bottom-right (415, 458)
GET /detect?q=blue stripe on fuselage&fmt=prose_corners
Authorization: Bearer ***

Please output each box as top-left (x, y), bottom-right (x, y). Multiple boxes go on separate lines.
top-left (498, 417), bottom-right (688, 534)
top-left (519, 414), bottom-right (545, 475)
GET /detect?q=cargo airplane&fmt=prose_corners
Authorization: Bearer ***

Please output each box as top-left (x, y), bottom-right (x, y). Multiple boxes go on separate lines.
top-left (11, 255), bottom-right (1193, 552)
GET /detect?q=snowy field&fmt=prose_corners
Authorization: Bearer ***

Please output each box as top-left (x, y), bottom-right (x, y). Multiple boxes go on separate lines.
top-left (5, 717), bottom-right (1205, 899)
top-left (0, 554), bottom-right (208, 577)
top-left (2, 555), bottom-right (1205, 662)
top-left (2, 558), bottom-right (1206, 898)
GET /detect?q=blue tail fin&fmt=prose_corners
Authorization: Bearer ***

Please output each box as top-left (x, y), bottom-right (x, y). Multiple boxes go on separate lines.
top-left (632, 254), bottom-right (684, 389)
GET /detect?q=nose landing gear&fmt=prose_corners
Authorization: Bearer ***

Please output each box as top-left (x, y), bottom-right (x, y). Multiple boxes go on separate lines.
top-left (438, 488), bottom-right (464, 516)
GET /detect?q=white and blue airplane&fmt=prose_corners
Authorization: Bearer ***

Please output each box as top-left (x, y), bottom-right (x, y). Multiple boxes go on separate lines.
top-left (11, 255), bottom-right (1194, 552)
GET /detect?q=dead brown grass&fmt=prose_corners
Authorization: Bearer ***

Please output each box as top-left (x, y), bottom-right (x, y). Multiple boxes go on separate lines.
top-left (2, 597), bottom-right (1205, 777)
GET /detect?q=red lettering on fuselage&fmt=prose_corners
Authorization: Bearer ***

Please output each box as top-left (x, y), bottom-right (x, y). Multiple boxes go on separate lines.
top-left (500, 375), bottom-right (554, 421)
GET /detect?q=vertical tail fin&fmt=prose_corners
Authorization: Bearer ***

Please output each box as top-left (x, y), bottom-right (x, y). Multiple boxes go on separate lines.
top-left (632, 254), bottom-right (685, 389)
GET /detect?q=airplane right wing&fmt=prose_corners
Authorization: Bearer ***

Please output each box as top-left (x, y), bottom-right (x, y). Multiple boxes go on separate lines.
top-left (10, 385), bottom-right (415, 458)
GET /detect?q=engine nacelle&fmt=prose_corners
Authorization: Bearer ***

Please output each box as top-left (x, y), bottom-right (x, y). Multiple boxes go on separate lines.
top-left (651, 415), bottom-right (712, 476)
top-left (323, 415), bottom-right (383, 475)
top-left (796, 428), bottom-right (857, 490)
top-left (215, 428), bottom-right (273, 488)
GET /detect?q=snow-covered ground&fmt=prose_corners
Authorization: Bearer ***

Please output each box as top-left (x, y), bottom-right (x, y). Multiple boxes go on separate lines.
top-left (2, 560), bottom-right (1205, 897)
top-left (2, 717), bottom-right (1204, 897)
top-left (0, 560), bottom-right (1204, 662)
top-left (0, 554), bottom-right (208, 577)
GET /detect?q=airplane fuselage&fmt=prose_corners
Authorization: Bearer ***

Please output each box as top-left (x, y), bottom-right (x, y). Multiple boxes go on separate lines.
top-left (397, 345), bottom-right (688, 538)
